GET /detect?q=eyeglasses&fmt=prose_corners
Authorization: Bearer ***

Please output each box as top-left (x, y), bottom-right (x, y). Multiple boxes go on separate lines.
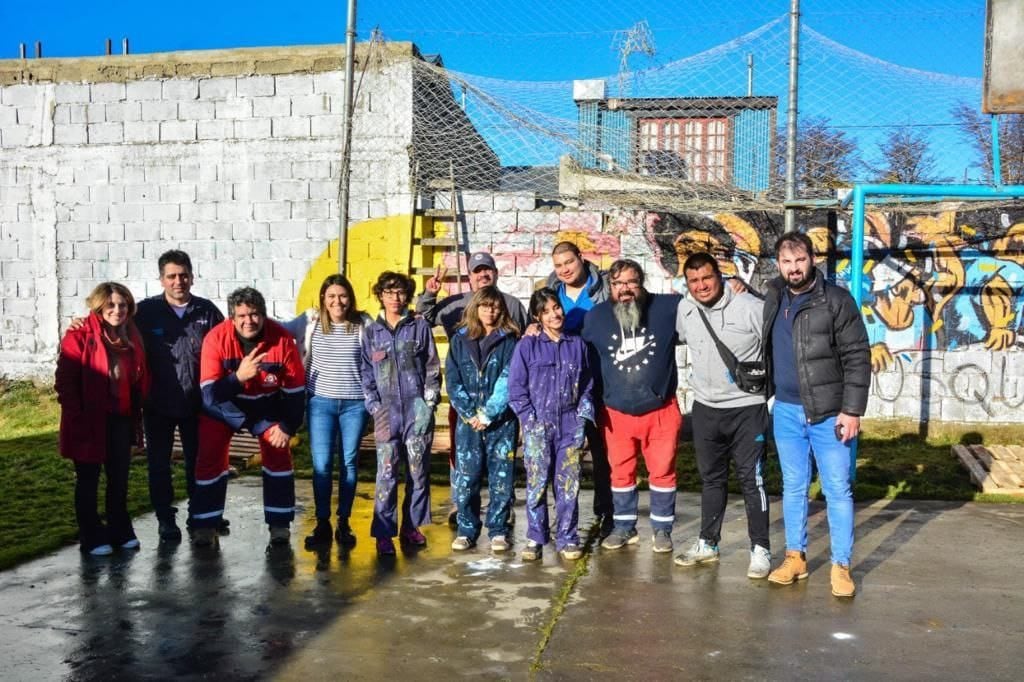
top-left (381, 289), bottom-right (407, 299)
top-left (610, 279), bottom-right (641, 289)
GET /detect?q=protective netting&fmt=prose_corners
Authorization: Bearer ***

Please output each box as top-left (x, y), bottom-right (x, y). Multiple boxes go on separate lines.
top-left (354, 1), bottom-right (1015, 212)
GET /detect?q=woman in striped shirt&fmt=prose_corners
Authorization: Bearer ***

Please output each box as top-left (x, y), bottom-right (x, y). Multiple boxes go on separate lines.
top-left (298, 274), bottom-right (371, 549)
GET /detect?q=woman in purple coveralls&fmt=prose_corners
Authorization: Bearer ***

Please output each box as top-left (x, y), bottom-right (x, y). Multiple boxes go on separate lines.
top-left (508, 288), bottom-right (594, 561)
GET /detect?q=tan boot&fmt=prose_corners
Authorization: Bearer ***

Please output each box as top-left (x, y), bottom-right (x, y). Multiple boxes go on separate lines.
top-left (768, 550), bottom-right (808, 585)
top-left (831, 563), bottom-right (856, 598)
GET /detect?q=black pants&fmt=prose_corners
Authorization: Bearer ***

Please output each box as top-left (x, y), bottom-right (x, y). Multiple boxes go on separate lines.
top-left (143, 411), bottom-right (198, 520)
top-left (586, 418), bottom-right (613, 517)
top-left (74, 415), bottom-right (136, 551)
top-left (692, 401), bottom-right (770, 549)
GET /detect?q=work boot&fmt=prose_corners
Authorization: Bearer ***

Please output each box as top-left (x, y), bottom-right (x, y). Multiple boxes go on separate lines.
top-left (768, 550), bottom-right (809, 585)
top-left (601, 528), bottom-right (639, 550)
top-left (652, 529), bottom-right (674, 553)
top-left (158, 516), bottom-right (182, 543)
top-left (191, 527), bottom-right (218, 547)
top-left (304, 518), bottom-right (332, 549)
top-left (674, 538), bottom-right (720, 567)
top-left (747, 545), bottom-right (772, 579)
top-left (269, 526), bottom-right (291, 546)
top-left (831, 563), bottom-right (856, 598)
top-left (335, 519), bottom-right (356, 547)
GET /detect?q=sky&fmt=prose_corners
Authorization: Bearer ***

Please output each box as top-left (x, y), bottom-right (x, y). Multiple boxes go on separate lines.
top-left (1, 1), bottom-right (986, 79)
top-left (0, 1), bottom-right (995, 180)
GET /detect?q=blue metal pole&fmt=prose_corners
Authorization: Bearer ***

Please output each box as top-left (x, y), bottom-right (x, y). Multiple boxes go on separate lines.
top-left (992, 115), bottom-right (1002, 187)
top-left (840, 183), bottom-right (1024, 208)
top-left (848, 185), bottom-right (866, 479)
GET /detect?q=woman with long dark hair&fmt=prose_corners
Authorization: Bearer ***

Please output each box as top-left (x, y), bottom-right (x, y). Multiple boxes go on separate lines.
top-left (55, 282), bottom-right (149, 556)
top-left (296, 274), bottom-right (371, 549)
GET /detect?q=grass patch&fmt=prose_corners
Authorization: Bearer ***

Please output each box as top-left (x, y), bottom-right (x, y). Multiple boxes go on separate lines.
top-left (2, 379), bottom-right (1022, 570)
top-left (0, 380), bottom-right (185, 570)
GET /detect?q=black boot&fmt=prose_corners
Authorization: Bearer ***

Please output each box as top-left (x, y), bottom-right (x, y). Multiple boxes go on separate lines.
top-left (158, 514), bottom-right (182, 543)
top-left (334, 519), bottom-right (357, 547)
top-left (304, 518), bottom-right (333, 549)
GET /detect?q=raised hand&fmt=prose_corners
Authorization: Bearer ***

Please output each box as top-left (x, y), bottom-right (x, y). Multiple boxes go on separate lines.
top-left (235, 344), bottom-right (267, 382)
top-left (425, 264), bottom-right (448, 295)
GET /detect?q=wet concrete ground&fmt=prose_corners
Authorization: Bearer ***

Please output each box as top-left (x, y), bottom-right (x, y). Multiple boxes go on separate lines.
top-left (1, 480), bottom-right (1022, 680)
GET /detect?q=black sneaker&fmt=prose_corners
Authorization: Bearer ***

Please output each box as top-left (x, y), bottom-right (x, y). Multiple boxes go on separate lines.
top-left (304, 519), bottom-right (333, 549)
top-left (158, 517), bottom-right (182, 543)
top-left (334, 520), bottom-right (357, 547)
top-left (601, 528), bottom-right (639, 550)
top-left (218, 517), bottom-right (231, 534)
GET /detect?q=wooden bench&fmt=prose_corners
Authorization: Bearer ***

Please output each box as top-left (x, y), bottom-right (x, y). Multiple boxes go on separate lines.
top-left (952, 444), bottom-right (1024, 496)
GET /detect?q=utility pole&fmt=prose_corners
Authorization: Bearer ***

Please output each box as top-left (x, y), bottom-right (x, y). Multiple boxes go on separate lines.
top-left (784, 0), bottom-right (800, 232)
top-left (337, 0), bottom-right (358, 273)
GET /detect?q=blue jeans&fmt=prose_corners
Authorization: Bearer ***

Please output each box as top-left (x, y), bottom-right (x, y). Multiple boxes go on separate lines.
top-left (308, 396), bottom-right (368, 522)
top-left (773, 401), bottom-right (854, 566)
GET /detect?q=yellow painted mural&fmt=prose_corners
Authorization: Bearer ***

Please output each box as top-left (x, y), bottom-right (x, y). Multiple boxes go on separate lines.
top-left (295, 214), bottom-right (423, 317)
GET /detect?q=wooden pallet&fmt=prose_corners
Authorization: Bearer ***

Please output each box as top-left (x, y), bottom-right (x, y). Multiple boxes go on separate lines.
top-left (952, 444), bottom-right (1024, 495)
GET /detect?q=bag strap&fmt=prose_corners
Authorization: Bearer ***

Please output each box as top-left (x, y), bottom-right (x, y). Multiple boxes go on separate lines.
top-left (696, 308), bottom-right (740, 375)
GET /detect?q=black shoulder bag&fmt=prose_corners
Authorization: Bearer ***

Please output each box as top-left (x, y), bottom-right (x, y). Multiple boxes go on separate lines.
top-left (696, 309), bottom-right (766, 395)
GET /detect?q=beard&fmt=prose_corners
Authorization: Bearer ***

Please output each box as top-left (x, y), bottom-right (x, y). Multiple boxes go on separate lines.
top-left (786, 268), bottom-right (815, 292)
top-left (612, 290), bottom-right (647, 331)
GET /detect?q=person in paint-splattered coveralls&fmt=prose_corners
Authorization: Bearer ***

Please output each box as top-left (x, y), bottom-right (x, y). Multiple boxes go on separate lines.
top-left (445, 286), bottom-right (520, 553)
top-left (361, 271), bottom-right (441, 556)
top-left (508, 288), bottom-right (594, 562)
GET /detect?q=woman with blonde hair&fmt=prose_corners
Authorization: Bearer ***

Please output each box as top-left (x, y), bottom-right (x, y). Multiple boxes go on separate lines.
top-left (55, 282), bottom-right (149, 556)
top-left (445, 286), bottom-right (520, 552)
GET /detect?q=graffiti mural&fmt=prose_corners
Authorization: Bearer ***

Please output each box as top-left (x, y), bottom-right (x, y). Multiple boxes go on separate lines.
top-left (645, 206), bottom-right (1024, 365)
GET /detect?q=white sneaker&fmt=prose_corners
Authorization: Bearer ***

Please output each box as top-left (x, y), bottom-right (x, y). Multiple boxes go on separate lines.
top-left (121, 538), bottom-right (141, 550)
top-left (747, 544), bottom-right (772, 579)
top-left (451, 536), bottom-right (474, 551)
top-left (490, 535), bottom-right (510, 553)
top-left (673, 538), bottom-right (720, 567)
top-left (88, 544), bottom-right (113, 556)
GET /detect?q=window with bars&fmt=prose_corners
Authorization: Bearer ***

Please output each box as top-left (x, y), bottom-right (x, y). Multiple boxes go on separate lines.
top-left (637, 117), bottom-right (729, 183)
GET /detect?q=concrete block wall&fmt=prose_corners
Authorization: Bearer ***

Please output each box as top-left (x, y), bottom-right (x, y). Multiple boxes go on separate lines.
top-left (0, 45), bottom-right (418, 378)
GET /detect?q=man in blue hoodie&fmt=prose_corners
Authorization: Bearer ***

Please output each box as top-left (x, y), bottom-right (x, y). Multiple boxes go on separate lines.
top-left (582, 259), bottom-right (683, 553)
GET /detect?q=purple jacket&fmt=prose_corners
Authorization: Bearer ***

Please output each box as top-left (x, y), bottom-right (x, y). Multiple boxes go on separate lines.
top-left (361, 311), bottom-right (441, 432)
top-left (508, 332), bottom-right (594, 426)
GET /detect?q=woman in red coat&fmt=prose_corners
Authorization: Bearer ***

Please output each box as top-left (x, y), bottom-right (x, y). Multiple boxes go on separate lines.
top-left (55, 282), bottom-right (149, 556)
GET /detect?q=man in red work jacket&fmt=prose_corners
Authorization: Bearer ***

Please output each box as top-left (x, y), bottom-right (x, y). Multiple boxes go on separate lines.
top-left (192, 287), bottom-right (305, 549)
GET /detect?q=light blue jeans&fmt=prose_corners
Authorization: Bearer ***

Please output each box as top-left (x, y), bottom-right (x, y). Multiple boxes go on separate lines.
top-left (773, 400), bottom-right (854, 566)
top-left (308, 396), bottom-right (368, 522)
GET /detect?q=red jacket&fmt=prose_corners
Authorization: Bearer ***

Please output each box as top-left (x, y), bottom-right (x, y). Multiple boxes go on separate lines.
top-left (54, 312), bottom-right (149, 463)
top-left (199, 318), bottom-right (305, 436)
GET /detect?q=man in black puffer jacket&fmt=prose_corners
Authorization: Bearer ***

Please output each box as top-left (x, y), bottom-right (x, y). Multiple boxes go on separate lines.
top-left (762, 231), bottom-right (869, 599)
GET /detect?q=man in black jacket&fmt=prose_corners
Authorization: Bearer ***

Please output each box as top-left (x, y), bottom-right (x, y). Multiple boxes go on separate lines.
top-left (134, 250), bottom-right (224, 541)
top-left (762, 232), bottom-right (869, 598)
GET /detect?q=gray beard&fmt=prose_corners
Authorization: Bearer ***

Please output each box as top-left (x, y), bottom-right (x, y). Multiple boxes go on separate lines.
top-left (613, 299), bottom-right (642, 332)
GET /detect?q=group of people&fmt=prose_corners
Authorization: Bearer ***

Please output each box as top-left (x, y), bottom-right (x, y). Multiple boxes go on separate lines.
top-left (56, 230), bottom-right (869, 598)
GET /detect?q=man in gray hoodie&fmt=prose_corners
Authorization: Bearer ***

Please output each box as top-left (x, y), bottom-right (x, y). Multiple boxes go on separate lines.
top-left (673, 252), bottom-right (771, 579)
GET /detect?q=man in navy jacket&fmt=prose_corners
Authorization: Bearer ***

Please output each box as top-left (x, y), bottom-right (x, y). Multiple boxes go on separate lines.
top-left (133, 250), bottom-right (224, 542)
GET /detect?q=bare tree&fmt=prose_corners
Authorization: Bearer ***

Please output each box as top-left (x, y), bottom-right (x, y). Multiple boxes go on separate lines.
top-left (951, 102), bottom-right (1024, 183)
top-left (868, 127), bottom-right (942, 184)
top-left (774, 116), bottom-right (860, 194)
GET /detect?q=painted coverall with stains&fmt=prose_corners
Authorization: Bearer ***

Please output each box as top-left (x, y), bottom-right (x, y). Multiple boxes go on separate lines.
top-left (507, 332), bottom-right (594, 550)
top-left (361, 311), bottom-right (440, 539)
top-left (445, 328), bottom-right (518, 542)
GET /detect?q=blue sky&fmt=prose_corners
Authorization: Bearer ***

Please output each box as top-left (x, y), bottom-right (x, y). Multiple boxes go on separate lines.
top-left (1, 1), bottom-right (985, 78)
top-left (1, 1), bottom-right (992, 179)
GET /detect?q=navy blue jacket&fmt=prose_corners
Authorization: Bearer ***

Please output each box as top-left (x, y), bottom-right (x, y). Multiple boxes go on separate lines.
top-left (134, 294), bottom-right (223, 418)
top-left (582, 293), bottom-right (682, 415)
